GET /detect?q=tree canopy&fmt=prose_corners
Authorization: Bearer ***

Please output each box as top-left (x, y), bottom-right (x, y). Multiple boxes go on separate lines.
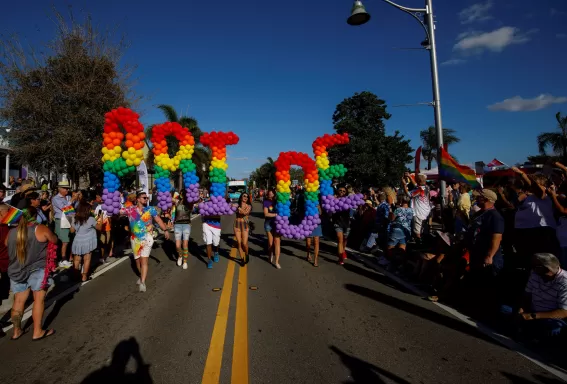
top-left (328, 91), bottom-right (413, 188)
top-left (0, 10), bottom-right (137, 184)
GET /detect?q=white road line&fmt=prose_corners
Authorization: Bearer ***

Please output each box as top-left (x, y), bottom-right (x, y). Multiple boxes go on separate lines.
top-left (2, 214), bottom-right (202, 334)
top-left (331, 242), bottom-right (567, 382)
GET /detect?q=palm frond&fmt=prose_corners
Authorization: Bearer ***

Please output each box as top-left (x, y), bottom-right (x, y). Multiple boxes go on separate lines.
top-left (157, 104), bottom-right (179, 123)
top-left (537, 132), bottom-right (563, 155)
top-left (179, 116), bottom-right (203, 141)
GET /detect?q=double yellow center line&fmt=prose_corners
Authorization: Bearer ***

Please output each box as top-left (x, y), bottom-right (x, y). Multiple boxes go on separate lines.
top-left (202, 247), bottom-right (249, 384)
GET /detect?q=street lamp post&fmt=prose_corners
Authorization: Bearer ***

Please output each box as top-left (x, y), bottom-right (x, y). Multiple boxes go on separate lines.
top-left (347, 0), bottom-right (446, 204)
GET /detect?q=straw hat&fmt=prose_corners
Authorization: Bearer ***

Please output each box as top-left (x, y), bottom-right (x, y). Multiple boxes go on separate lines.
top-left (58, 180), bottom-right (71, 188)
top-left (20, 184), bottom-right (37, 194)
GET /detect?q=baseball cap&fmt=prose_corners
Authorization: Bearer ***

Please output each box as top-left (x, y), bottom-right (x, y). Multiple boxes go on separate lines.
top-left (480, 189), bottom-right (497, 203)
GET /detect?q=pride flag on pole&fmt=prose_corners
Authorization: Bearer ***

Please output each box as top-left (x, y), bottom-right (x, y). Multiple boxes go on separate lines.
top-left (439, 148), bottom-right (481, 189)
top-left (0, 205), bottom-right (23, 225)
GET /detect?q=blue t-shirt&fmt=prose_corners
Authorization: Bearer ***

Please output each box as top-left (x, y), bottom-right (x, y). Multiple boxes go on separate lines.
top-left (468, 208), bottom-right (505, 269)
top-left (263, 199), bottom-right (276, 225)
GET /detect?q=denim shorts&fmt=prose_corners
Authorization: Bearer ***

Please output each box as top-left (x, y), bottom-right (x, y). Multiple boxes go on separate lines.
top-left (174, 224), bottom-right (191, 241)
top-left (388, 227), bottom-right (410, 247)
top-left (334, 224), bottom-right (350, 238)
top-left (10, 268), bottom-right (53, 293)
top-left (308, 224), bottom-right (323, 238)
top-left (264, 220), bottom-right (274, 233)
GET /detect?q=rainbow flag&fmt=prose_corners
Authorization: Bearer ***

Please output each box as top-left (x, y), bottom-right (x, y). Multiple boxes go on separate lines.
top-left (439, 148), bottom-right (481, 189)
top-left (62, 205), bottom-right (75, 216)
top-left (1, 205), bottom-right (23, 225)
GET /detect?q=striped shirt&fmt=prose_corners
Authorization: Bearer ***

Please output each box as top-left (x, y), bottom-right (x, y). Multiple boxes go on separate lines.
top-left (526, 269), bottom-right (567, 312)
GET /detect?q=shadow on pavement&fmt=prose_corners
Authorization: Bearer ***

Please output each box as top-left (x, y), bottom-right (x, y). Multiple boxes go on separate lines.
top-left (500, 371), bottom-right (564, 384)
top-left (284, 241), bottom-right (339, 264)
top-left (344, 283), bottom-right (500, 347)
top-left (342, 263), bottom-right (415, 295)
top-left (39, 284), bottom-right (80, 330)
top-left (160, 239), bottom-right (178, 262)
top-left (81, 337), bottom-right (153, 384)
top-left (330, 345), bottom-right (410, 384)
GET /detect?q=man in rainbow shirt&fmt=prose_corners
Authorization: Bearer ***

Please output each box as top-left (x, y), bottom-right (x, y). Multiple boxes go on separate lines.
top-left (121, 192), bottom-right (169, 292)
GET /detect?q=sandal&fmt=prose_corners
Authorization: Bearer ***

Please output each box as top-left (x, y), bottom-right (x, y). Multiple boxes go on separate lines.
top-left (11, 331), bottom-right (26, 341)
top-left (32, 329), bottom-right (56, 341)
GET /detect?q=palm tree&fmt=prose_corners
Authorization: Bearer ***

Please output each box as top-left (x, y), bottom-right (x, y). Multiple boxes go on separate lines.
top-left (145, 104), bottom-right (210, 186)
top-left (419, 126), bottom-right (460, 170)
top-left (537, 112), bottom-right (567, 163)
top-left (265, 156), bottom-right (276, 189)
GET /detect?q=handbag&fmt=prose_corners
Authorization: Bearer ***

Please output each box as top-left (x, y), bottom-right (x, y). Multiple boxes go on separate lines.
top-left (60, 214), bottom-right (71, 229)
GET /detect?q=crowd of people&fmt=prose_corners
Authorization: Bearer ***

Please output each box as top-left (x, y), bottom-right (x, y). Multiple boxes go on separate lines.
top-left (269, 166), bottom-right (567, 344)
top-left (2, 164), bottom-right (567, 345)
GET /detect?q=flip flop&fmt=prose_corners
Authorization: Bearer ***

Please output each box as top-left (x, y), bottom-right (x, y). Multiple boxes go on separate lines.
top-left (10, 331), bottom-right (26, 341)
top-left (313, 263), bottom-right (319, 268)
top-left (32, 329), bottom-right (56, 341)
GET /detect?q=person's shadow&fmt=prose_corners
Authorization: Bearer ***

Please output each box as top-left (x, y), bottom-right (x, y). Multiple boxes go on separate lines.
top-left (81, 337), bottom-right (153, 384)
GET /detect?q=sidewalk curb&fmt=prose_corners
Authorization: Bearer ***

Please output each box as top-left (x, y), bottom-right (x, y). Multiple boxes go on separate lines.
top-left (337, 244), bottom-right (567, 382)
top-left (1, 214), bottom-right (202, 335)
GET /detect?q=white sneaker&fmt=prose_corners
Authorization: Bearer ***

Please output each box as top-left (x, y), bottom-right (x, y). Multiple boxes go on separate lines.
top-left (177, 257), bottom-right (183, 267)
top-left (139, 282), bottom-right (146, 292)
top-left (59, 260), bottom-right (71, 269)
top-left (276, 263), bottom-right (282, 270)
top-left (182, 262), bottom-right (188, 270)
top-left (136, 278), bottom-right (141, 285)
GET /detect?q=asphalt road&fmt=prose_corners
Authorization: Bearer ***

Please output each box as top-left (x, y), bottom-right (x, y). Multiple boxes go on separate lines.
top-left (0, 202), bottom-right (562, 384)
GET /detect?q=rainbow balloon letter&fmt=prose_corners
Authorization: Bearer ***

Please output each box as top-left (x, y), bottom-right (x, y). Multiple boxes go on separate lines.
top-left (101, 108), bottom-right (145, 215)
top-left (312, 133), bottom-right (364, 213)
top-left (274, 152), bottom-right (321, 240)
top-left (150, 122), bottom-right (200, 210)
top-left (198, 131), bottom-right (239, 216)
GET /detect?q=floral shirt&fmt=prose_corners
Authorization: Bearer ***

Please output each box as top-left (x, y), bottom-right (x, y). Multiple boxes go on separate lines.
top-left (391, 207), bottom-right (414, 234)
top-left (121, 206), bottom-right (158, 240)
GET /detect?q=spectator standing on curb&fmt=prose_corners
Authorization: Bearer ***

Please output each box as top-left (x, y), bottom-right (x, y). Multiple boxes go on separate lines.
top-left (7, 207), bottom-right (58, 341)
top-left (52, 180), bottom-right (74, 268)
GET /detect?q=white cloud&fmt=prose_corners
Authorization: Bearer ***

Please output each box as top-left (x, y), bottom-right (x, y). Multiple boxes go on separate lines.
top-left (459, 1), bottom-right (493, 24)
top-left (557, 33), bottom-right (567, 39)
top-left (487, 94), bottom-right (567, 112)
top-left (454, 27), bottom-right (534, 54)
top-left (441, 58), bottom-right (466, 66)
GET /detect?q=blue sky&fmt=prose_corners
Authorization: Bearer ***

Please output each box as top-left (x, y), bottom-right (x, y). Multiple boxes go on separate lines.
top-left (2, 0), bottom-right (567, 179)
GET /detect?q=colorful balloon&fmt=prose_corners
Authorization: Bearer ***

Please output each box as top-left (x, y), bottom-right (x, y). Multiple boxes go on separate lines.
top-left (274, 151), bottom-right (321, 240)
top-left (150, 122), bottom-right (200, 210)
top-left (312, 133), bottom-right (364, 213)
top-left (101, 107), bottom-right (145, 214)
top-left (198, 131), bottom-right (239, 216)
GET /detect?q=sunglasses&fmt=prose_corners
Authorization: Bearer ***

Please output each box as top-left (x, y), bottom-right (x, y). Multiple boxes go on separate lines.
top-left (338, 190), bottom-right (346, 193)
top-left (139, 197), bottom-right (149, 200)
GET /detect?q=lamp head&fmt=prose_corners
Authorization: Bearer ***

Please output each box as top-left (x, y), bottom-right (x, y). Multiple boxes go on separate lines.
top-left (347, 0), bottom-right (371, 26)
